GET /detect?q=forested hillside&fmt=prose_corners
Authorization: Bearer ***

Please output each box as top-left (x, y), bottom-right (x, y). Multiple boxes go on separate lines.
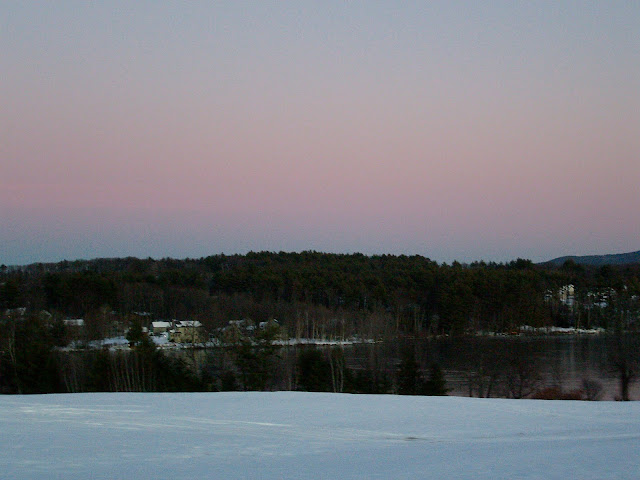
top-left (2, 252), bottom-right (639, 339)
top-left (3, 253), bottom-right (640, 396)
top-left (544, 250), bottom-right (640, 267)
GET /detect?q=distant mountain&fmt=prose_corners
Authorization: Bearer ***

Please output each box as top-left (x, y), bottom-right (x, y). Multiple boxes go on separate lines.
top-left (543, 250), bottom-right (640, 267)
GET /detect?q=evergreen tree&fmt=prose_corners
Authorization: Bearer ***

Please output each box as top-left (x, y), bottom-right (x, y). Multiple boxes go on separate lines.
top-left (396, 347), bottom-right (424, 395)
top-left (296, 348), bottom-right (332, 392)
top-left (126, 321), bottom-right (144, 346)
top-left (423, 363), bottom-right (448, 396)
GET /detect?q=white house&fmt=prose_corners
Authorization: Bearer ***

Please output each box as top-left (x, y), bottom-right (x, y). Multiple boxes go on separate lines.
top-left (151, 321), bottom-right (172, 335)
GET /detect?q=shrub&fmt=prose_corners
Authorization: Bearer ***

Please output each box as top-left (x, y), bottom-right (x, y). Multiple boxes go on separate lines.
top-left (532, 386), bottom-right (584, 400)
top-left (581, 378), bottom-right (603, 401)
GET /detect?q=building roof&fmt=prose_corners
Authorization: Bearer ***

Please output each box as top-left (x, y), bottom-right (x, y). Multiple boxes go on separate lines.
top-left (175, 320), bottom-right (202, 328)
top-left (64, 318), bottom-right (84, 326)
top-left (152, 321), bottom-right (172, 328)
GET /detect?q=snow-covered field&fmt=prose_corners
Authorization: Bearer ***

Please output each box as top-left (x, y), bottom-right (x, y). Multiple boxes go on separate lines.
top-left (1, 393), bottom-right (638, 479)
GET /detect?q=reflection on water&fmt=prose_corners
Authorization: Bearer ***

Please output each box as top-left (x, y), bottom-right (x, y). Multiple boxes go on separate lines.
top-left (344, 335), bottom-right (638, 400)
top-left (185, 334), bottom-right (638, 400)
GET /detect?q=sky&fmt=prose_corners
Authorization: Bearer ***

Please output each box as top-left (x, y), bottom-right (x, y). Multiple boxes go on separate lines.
top-left (2, 2), bottom-right (639, 266)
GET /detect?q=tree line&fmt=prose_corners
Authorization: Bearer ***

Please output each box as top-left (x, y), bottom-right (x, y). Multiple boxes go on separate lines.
top-left (2, 253), bottom-right (639, 339)
top-left (0, 312), bottom-right (449, 395)
top-left (2, 252), bottom-right (639, 398)
top-left (4, 310), bottom-right (636, 399)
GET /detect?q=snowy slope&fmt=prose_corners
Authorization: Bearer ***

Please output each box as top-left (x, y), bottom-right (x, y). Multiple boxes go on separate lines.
top-left (1, 392), bottom-right (639, 479)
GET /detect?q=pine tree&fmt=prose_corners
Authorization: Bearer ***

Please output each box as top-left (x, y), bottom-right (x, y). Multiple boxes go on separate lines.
top-left (397, 348), bottom-right (424, 395)
top-left (126, 322), bottom-right (144, 346)
top-left (423, 363), bottom-right (448, 396)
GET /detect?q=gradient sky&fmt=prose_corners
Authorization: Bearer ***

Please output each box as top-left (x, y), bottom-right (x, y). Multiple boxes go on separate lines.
top-left (2, 2), bottom-right (639, 265)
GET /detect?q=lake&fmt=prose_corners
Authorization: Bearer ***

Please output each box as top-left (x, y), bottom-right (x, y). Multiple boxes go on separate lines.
top-left (342, 334), bottom-right (638, 400)
top-left (183, 333), bottom-right (639, 400)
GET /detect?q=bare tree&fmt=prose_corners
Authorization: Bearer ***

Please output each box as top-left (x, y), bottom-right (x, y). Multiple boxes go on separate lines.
top-left (607, 332), bottom-right (639, 401)
top-left (581, 378), bottom-right (603, 401)
top-left (328, 347), bottom-right (346, 393)
top-left (463, 339), bottom-right (503, 398)
top-left (502, 341), bottom-right (542, 399)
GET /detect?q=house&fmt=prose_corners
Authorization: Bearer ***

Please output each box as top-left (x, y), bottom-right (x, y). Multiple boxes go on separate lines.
top-left (258, 319), bottom-right (285, 339)
top-left (221, 320), bottom-right (249, 344)
top-left (220, 318), bottom-right (284, 343)
top-left (170, 320), bottom-right (205, 343)
top-left (151, 321), bottom-right (172, 335)
top-left (63, 318), bottom-right (84, 327)
top-left (4, 307), bottom-right (27, 318)
top-left (559, 285), bottom-right (575, 307)
top-left (62, 318), bottom-right (85, 339)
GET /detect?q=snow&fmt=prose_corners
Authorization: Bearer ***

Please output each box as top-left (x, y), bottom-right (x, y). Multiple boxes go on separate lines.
top-left (1, 393), bottom-right (639, 479)
top-left (77, 335), bottom-right (374, 350)
top-left (519, 325), bottom-right (606, 335)
top-left (151, 321), bottom-right (172, 329)
top-left (274, 337), bottom-right (375, 346)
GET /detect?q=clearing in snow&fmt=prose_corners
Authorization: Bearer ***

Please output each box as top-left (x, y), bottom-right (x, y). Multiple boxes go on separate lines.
top-left (1, 392), bottom-right (639, 479)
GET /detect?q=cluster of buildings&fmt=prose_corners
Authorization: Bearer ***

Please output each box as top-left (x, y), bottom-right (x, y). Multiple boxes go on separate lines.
top-left (2, 306), bottom-right (286, 347)
top-left (150, 320), bottom-right (205, 343)
top-left (545, 285), bottom-right (619, 310)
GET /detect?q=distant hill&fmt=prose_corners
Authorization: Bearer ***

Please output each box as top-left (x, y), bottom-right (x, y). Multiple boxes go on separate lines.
top-left (543, 250), bottom-right (640, 267)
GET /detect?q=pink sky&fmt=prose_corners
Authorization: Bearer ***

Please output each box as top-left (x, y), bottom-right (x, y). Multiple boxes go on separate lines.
top-left (1, 2), bottom-right (639, 265)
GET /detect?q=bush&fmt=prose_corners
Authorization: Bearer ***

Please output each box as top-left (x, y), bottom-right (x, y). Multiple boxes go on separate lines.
top-left (532, 386), bottom-right (584, 400)
top-left (581, 378), bottom-right (603, 401)
top-left (423, 363), bottom-right (448, 396)
top-left (296, 348), bottom-right (332, 392)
